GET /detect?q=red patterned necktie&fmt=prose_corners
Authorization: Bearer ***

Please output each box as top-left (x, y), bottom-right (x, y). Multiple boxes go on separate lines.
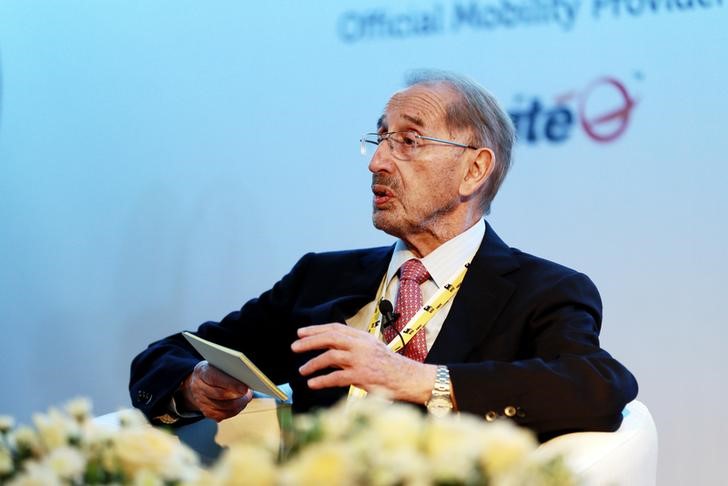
top-left (384, 258), bottom-right (430, 362)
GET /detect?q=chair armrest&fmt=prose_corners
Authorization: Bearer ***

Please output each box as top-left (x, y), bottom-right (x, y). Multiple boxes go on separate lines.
top-left (535, 400), bottom-right (658, 486)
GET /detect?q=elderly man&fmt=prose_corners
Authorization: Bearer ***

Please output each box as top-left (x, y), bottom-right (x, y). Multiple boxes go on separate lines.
top-left (130, 70), bottom-right (637, 440)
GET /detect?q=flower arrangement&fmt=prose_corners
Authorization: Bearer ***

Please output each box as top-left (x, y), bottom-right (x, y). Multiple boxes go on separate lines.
top-left (207, 395), bottom-right (574, 486)
top-left (0, 398), bottom-right (201, 485)
top-left (0, 396), bottom-right (574, 485)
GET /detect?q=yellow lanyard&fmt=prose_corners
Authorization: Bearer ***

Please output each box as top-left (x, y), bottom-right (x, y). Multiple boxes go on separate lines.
top-left (348, 261), bottom-right (470, 399)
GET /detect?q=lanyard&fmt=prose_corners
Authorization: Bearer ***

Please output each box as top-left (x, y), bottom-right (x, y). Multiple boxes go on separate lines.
top-left (348, 261), bottom-right (470, 399)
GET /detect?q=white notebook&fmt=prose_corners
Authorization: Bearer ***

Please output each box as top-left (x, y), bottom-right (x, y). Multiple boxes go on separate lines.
top-left (182, 332), bottom-right (289, 401)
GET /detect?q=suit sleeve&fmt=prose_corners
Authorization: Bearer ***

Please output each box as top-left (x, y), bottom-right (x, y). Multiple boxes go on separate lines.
top-left (448, 272), bottom-right (638, 440)
top-left (128, 253), bottom-right (314, 423)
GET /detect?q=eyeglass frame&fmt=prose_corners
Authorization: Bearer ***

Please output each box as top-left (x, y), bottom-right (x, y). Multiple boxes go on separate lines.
top-left (360, 131), bottom-right (480, 161)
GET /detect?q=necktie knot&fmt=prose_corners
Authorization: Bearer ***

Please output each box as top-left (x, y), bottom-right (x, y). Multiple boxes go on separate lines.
top-left (399, 259), bottom-right (430, 285)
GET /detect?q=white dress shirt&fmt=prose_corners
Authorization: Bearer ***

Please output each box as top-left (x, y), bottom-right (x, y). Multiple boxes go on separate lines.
top-left (346, 220), bottom-right (486, 351)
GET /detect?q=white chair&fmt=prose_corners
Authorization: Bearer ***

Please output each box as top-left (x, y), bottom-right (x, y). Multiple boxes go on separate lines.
top-left (536, 400), bottom-right (658, 485)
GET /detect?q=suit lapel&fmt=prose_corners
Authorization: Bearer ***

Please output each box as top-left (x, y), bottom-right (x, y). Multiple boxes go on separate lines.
top-left (426, 222), bottom-right (519, 364)
top-left (322, 245), bottom-right (394, 323)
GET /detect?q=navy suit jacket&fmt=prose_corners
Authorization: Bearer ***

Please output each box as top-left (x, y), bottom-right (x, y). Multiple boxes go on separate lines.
top-left (130, 222), bottom-right (638, 440)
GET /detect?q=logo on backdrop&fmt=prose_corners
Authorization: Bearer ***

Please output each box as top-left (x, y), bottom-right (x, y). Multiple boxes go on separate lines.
top-left (508, 75), bottom-right (640, 145)
top-left (337, 1), bottom-right (724, 43)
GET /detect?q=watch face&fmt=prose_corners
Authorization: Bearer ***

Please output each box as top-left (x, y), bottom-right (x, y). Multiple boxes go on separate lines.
top-left (427, 397), bottom-right (453, 417)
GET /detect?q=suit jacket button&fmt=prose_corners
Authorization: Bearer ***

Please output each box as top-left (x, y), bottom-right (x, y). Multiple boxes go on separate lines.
top-left (504, 406), bottom-right (517, 417)
top-left (485, 411), bottom-right (498, 422)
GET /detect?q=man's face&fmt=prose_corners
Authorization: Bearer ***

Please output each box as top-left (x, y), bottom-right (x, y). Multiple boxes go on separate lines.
top-left (369, 83), bottom-right (471, 241)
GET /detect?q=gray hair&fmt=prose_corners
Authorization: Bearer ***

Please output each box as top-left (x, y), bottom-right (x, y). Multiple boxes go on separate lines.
top-left (405, 69), bottom-right (514, 215)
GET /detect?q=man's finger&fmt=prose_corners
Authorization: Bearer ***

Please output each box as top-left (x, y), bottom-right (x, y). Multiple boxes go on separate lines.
top-left (291, 331), bottom-right (355, 353)
top-left (204, 389), bottom-right (254, 411)
top-left (198, 389), bottom-right (254, 422)
top-left (306, 369), bottom-right (354, 390)
top-left (298, 349), bottom-right (350, 376)
top-left (196, 361), bottom-right (250, 394)
top-left (194, 378), bottom-right (250, 401)
top-left (297, 323), bottom-right (351, 337)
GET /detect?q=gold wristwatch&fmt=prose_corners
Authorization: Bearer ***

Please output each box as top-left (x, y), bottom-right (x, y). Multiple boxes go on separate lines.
top-left (426, 365), bottom-right (453, 417)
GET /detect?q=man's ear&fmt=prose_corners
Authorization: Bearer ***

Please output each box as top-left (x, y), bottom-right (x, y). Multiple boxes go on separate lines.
top-left (460, 147), bottom-right (495, 198)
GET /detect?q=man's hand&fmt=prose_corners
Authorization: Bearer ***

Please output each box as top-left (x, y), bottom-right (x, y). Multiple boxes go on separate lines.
top-left (177, 361), bottom-right (253, 422)
top-left (291, 323), bottom-right (436, 404)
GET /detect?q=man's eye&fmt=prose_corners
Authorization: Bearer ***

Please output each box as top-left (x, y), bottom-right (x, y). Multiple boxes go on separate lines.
top-left (401, 133), bottom-right (417, 146)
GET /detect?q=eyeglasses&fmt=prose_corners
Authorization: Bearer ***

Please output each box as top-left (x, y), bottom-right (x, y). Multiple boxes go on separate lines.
top-left (360, 131), bottom-right (479, 161)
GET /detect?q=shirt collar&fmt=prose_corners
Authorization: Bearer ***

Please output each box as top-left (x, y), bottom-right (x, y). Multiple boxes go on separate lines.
top-left (386, 220), bottom-right (486, 288)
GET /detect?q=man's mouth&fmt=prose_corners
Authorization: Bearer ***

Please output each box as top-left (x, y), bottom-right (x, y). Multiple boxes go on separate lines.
top-left (371, 184), bottom-right (395, 207)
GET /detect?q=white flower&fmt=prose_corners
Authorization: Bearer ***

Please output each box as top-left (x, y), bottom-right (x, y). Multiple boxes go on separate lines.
top-left (318, 401), bottom-right (359, 440)
top-left (368, 447), bottom-right (430, 486)
top-left (117, 408), bottom-right (149, 429)
top-left (113, 427), bottom-right (199, 481)
top-left (494, 454), bottom-right (576, 486)
top-left (345, 393), bottom-right (391, 419)
top-left (188, 469), bottom-right (216, 486)
top-left (365, 404), bottom-right (423, 451)
top-left (12, 426), bottom-right (41, 453)
top-left (43, 446), bottom-right (86, 480)
top-left (80, 420), bottom-right (115, 448)
top-left (208, 443), bottom-right (277, 486)
top-left (477, 420), bottom-right (537, 478)
top-left (32, 408), bottom-right (79, 451)
top-left (0, 415), bottom-right (15, 433)
top-left (318, 394), bottom-right (397, 444)
top-left (0, 445), bottom-right (14, 475)
top-left (7, 461), bottom-right (62, 486)
top-left (132, 468), bottom-right (165, 486)
top-left (280, 442), bottom-right (359, 486)
top-left (63, 397), bottom-right (92, 423)
top-left (423, 413), bottom-right (490, 483)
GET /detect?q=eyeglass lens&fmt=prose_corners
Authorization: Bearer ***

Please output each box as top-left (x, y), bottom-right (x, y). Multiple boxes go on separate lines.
top-left (360, 132), bottom-right (418, 160)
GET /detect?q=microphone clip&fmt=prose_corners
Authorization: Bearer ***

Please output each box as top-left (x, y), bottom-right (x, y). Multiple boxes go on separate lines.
top-left (378, 299), bottom-right (399, 329)
top-left (379, 299), bottom-right (405, 350)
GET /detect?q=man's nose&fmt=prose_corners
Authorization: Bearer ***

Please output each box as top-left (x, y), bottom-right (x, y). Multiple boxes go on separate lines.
top-left (368, 144), bottom-right (394, 174)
